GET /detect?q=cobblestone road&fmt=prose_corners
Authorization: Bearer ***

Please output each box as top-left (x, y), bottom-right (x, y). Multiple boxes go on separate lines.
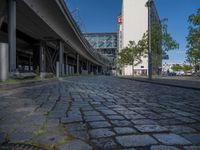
top-left (0, 76), bottom-right (200, 150)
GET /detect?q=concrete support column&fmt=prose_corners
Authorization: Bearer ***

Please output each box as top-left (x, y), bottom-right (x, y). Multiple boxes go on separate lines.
top-left (98, 66), bottom-right (102, 74)
top-left (29, 55), bottom-right (31, 71)
top-left (33, 45), bottom-right (40, 72)
top-left (76, 54), bottom-right (79, 75)
top-left (0, 16), bottom-right (4, 29)
top-left (87, 61), bottom-right (89, 74)
top-left (0, 0), bottom-right (6, 28)
top-left (0, 43), bottom-right (9, 81)
top-left (91, 64), bottom-right (94, 74)
top-left (65, 54), bottom-right (68, 76)
top-left (97, 66), bottom-right (99, 74)
top-left (8, 0), bottom-right (16, 73)
top-left (40, 42), bottom-right (46, 78)
top-left (59, 41), bottom-right (64, 77)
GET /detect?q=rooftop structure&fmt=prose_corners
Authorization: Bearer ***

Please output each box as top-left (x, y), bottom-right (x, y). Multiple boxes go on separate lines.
top-left (84, 32), bottom-right (118, 65)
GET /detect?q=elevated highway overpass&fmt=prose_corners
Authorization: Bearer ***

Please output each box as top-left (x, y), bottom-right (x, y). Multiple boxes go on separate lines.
top-left (0, 0), bottom-right (111, 80)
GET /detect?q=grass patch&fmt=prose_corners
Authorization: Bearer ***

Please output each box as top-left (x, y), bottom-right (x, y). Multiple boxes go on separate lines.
top-left (33, 122), bottom-right (46, 138)
top-left (56, 136), bottom-right (73, 146)
top-left (0, 75), bottom-right (56, 85)
top-left (0, 79), bottom-right (19, 84)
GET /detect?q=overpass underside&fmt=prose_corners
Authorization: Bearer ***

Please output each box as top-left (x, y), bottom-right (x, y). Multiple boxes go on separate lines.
top-left (0, 0), bottom-right (110, 80)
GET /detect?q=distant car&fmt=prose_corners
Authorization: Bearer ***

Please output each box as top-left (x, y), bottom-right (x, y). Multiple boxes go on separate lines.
top-left (185, 71), bottom-right (192, 76)
top-left (176, 71), bottom-right (185, 76)
top-left (168, 72), bottom-right (176, 76)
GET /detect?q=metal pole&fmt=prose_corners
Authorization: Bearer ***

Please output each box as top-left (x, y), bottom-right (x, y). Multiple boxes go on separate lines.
top-left (147, 0), bottom-right (153, 80)
top-left (8, 0), bottom-right (16, 73)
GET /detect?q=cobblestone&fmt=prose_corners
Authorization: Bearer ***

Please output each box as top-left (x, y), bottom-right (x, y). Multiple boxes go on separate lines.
top-left (150, 145), bottom-right (180, 150)
top-left (89, 121), bottom-right (111, 128)
top-left (184, 146), bottom-right (200, 150)
top-left (182, 134), bottom-right (200, 144)
top-left (0, 76), bottom-right (200, 149)
top-left (91, 138), bottom-right (118, 149)
top-left (114, 127), bottom-right (138, 134)
top-left (116, 134), bottom-right (158, 147)
top-left (134, 125), bottom-right (168, 133)
top-left (59, 139), bottom-right (92, 150)
top-left (153, 133), bottom-right (191, 145)
top-left (89, 128), bottom-right (115, 138)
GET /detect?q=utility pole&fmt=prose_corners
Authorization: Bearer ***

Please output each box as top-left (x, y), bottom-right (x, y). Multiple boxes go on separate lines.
top-left (147, 0), bottom-right (153, 80)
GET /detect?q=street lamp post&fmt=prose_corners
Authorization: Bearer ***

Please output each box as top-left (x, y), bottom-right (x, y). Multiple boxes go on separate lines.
top-left (147, 0), bottom-right (153, 80)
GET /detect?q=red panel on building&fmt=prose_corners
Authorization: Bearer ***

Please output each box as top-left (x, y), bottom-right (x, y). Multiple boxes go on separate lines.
top-left (118, 17), bottom-right (122, 24)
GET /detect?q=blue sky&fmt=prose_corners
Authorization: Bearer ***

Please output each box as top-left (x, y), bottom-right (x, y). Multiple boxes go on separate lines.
top-left (65, 0), bottom-right (200, 64)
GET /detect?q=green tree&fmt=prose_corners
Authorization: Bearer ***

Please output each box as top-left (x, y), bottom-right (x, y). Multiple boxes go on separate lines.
top-left (118, 34), bottom-right (147, 76)
top-left (159, 19), bottom-right (179, 52)
top-left (117, 19), bottom-right (178, 76)
top-left (171, 64), bottom-right (183, 72)
top-left (182, 64), bottom-right (193, 72)
top-left (151, 19), bottom-right (179, 72)
top-left (186, 8), bottom-right (200, 71)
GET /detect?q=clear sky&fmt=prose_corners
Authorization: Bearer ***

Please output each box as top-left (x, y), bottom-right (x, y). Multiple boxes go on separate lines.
top-left (65, 0), bottom-right (200, 64)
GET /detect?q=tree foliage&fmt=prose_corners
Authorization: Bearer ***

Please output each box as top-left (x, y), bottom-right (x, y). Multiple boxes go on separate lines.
top-left (186, 8), bottom-right (200, 68)
top-left (151, 19), bottom-right (179, 55)
top-left (182, 65), bottom-right (193, 72)
top-left (171, 64), bottom-right (193, 72)
top-left (171, 64), bottom-right (182, 72)
top-left (118, 18), bottom-right (179, 75)
top-left (118, 34), bottom-right (148, 75)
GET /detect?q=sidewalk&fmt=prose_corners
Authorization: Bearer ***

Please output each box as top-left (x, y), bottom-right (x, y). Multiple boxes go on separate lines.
top-left (119, 76), bottom-right (200, 91)
top-left (0, 78), bottom-right (58, 91)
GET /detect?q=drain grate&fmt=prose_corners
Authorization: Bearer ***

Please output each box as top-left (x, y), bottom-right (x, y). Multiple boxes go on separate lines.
top-left (0, 143), bottom-right (46, 150)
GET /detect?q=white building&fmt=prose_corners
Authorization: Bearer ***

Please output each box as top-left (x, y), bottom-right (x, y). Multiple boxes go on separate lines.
top-left (118, 0), bottom-right (161, 76)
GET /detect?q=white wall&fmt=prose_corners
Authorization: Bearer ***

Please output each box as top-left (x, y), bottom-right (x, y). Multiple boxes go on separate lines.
top-left (122, 0), bottom-right (148, 47)
top-left (121, 0), bottom-right (148, 75)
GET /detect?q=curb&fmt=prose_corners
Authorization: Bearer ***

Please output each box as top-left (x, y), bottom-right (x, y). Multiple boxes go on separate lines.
top-left (118, 77), bottom-right (200, 91)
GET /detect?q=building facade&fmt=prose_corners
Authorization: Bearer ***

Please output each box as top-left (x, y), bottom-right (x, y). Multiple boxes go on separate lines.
top-left (118, 0), bottom-right (161, 76)
top-left (84, 33), bottom-right (118, 66)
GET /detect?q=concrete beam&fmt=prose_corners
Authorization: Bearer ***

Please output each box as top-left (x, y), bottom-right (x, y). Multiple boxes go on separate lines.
top-left (8, 0), bottom-right (16, 73)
